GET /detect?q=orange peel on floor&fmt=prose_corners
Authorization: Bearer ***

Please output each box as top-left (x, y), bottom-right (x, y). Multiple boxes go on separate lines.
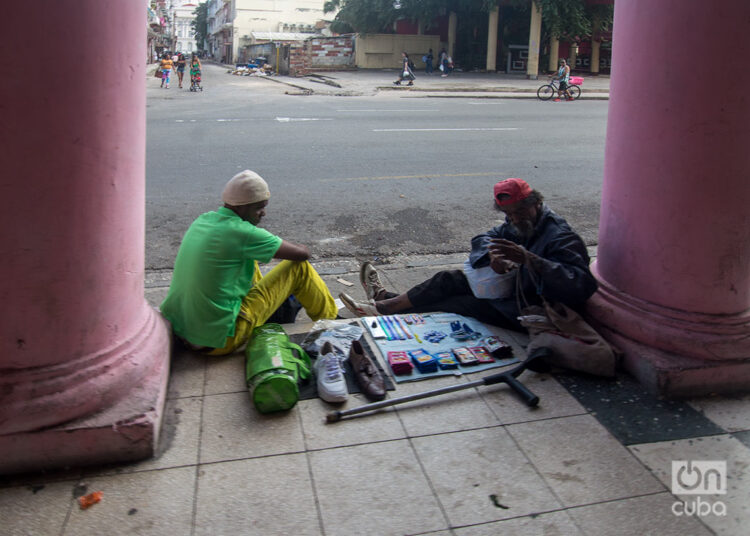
top-left (78, 491), bottom-right (102, 509)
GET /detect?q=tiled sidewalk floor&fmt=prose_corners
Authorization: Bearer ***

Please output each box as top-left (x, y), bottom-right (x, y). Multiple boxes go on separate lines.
top-left (2, 263), bottom-right (748, 536)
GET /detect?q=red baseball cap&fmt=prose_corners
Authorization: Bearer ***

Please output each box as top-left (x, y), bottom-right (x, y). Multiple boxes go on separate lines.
top-left (494, 178), bottom-right (532, 206)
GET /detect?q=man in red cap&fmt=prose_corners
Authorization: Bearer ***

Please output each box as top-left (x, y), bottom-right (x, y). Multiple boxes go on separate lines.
top-left (340, 178), bottom-right (597, 330)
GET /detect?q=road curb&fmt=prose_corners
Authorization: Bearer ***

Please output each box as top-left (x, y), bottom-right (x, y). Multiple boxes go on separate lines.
top-left (404, 94), bottom-right (610, 100)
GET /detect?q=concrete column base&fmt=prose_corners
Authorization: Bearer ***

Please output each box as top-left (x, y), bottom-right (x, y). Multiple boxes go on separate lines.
top-left (593, 325), bottom-right (750, 399)
top-left (0, 316), bottom-right (171, 475)
top-left (588, 265), bottom-right (750, 362)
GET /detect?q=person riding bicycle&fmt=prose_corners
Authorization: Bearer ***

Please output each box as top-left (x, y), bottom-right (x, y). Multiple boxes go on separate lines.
top-left (553, 59), bottom-right (573, 102)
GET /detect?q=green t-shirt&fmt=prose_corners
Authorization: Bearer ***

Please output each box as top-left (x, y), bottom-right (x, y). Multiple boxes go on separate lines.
top-left (160, 207), bottom-right (282, 347)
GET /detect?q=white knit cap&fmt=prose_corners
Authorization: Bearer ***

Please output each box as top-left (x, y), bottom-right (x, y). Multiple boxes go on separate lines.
top-left (221, 170), bottom-right (271, 206)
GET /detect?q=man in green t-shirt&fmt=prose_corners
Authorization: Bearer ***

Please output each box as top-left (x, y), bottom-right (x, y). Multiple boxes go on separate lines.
top-left (160, 170), bottom-right (338, 355)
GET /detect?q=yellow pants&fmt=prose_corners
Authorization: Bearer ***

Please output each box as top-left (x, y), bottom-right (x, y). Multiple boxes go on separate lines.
top-left (207, 260), bottom-right (337, 356)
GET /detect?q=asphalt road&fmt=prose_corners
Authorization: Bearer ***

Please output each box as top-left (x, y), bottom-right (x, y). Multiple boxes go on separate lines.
top-left (146, 63), bottom-right (608, 270)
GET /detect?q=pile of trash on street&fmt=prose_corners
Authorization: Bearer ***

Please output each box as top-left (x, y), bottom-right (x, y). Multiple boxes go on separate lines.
top-left (228, 57), bottom-right (274, 76)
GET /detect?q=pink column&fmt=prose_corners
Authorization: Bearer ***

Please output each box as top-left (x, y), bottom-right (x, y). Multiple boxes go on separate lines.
top-left (587, 0), bottom-right (750, 396)
top-left (0, 2), bottom-right (170, 473)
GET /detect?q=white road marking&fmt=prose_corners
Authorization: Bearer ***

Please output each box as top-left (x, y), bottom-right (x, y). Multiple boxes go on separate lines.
top-left (275, 117), bottom-right (333, 122)
top-left (319, 172), bottom-right (502, 182)
top-left (335, 109), bottom-right (437, 112)
top-left (372, 127), bottom-right (518, 132)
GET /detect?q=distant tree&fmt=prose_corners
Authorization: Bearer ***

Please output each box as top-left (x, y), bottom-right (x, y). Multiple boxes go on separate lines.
top-left (586, 3), bottom-right (614, 41)
top-left (324, 0), bottom-right (497, 34)
top-left (512, 0), bottom-right (613, 42)
top-left (324, 0), bottom-right (400, 33)
top-left (191, 1), bottom-right (208, 51)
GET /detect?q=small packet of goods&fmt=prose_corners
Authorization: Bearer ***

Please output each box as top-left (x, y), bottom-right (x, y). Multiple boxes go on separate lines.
top-left (468, 346), bottom-right (495, 364)
top-left (481, 336), bottom-right (514, 358)
top-left (408, 348), bottom-right (438, 373)
top-left (387, 351), bottom-right (413, 375)
top-left (453, 346), bottom-right (479, 366)
top-left (434, 351), bottom-right (459, 370)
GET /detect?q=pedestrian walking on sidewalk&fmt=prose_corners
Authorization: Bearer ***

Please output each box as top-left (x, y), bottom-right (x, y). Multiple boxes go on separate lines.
top-left (159, 53), bottom-right (173, 89)
top-left (175, 53), bottom-right (186, 88)
top-left (438, 48), bottom-right (452, 77)
top-left (393, 52), bottom-right (415, 86)
top-left (423, 48), bottom-right (434, 74)
top-left (189, 54), bottom-right (202, 91)
top-left (553, 58), bottom-right (573, 101)
top-left (160, 170), bottom-right (338, 355)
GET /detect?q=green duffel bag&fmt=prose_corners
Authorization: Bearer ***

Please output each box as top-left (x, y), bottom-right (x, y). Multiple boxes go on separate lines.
top-left (245, 323), bottom-right (311, 413)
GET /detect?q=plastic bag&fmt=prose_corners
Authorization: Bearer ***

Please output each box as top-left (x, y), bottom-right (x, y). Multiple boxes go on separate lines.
top-left (463, 260), bottom-right (517, 299)
top-left (301, 319), bottom-right (364, 361)
top-left (245, 323), bottom-right (311, 413)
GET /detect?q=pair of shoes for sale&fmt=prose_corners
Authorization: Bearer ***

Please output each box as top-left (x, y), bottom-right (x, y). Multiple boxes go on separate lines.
top-left (315, 340), bottom-right (385, 402)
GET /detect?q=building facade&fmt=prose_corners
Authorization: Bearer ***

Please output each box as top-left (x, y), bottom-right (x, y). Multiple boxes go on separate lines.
top-left (207, 0), bottom-right (333, 64)
top-left (172, 1), bottom-right (199, 53)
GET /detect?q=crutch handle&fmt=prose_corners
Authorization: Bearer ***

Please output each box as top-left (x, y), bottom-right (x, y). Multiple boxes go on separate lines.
top-left (481, 371), bottom-right (539, 407)
top-left (502, 374), bottom-right (539, 407)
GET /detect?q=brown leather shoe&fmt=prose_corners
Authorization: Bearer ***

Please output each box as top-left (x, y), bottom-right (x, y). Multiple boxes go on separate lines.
top-left (348, 339), bottom-right (386, 401)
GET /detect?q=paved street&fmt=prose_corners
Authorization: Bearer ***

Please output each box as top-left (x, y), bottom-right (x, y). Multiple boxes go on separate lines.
top-left (146, 63), bottom-right (607, 270)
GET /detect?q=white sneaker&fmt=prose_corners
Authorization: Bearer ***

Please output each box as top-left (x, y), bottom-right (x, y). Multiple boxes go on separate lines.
top-left (315, 342), bottom-right (348, 403)
top-left (339, 292), bottom-right (380, 317)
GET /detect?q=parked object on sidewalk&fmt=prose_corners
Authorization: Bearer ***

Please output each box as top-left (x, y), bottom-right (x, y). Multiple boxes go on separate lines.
top-left (315, 341), bottom-right (348, 403)
top-left (326, 349), bottom-right (548, 423)
top-left (519, 300), bottom-right (618, 377)
top-left (245, 323), bottom-right (312, 413)
top-left (348, 339), bottom-right (385, 401)
top-left (300, 318), bottom-right (364, 359)
top-left (387, 351), bottom-right (414, 375)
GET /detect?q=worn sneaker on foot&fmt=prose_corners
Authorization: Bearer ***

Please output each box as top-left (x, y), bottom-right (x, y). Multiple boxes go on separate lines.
top-left (339, 292), bottom-right (380, 317)
top-left (315, 342), bottom-right (348, 403)
top-left (360, 262), bottom-right (387, 301)
top-left (553, 98), bottom-right (561, 102)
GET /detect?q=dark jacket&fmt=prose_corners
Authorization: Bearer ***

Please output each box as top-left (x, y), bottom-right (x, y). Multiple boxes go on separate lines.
top-left (469, 205), bottom-right (597, 327)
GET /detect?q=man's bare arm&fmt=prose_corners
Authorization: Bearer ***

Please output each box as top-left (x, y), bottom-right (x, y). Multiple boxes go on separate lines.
top-left (274, 240), bottom-right (310, 261)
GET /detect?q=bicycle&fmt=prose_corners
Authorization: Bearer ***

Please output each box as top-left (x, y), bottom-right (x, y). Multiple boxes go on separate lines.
top-left (537, 78), bottom-right (581, 101)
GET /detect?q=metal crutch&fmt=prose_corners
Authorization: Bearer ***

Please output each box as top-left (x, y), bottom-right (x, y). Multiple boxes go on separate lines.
top-left (325, 348), bottom-right (550, 423)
